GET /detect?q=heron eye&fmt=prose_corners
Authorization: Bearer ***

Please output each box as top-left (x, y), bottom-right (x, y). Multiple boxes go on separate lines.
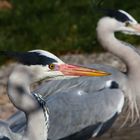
top-left (125, 21), bottom-right (130, 27)
top-left (48, 64), bottom-right (55, 70)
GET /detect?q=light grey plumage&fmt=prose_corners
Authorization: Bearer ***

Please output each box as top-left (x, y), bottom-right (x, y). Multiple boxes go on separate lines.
top-left (3, 9), bottom-right (140, 140)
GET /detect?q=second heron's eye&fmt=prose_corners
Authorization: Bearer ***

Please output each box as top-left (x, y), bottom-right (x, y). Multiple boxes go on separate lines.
top-left (48, 64), bottom-right (55, 70)
top-left (125, 21), bottom-right (130, 27)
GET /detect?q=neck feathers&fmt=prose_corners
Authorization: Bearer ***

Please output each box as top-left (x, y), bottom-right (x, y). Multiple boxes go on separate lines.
top-left (7, 65), bottom-right (48, 140)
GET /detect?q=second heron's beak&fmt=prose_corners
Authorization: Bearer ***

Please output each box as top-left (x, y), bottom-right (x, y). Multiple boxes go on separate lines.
top-left (131, 23), bottom-right (140, 34)
top-left (121, 23), bottom-right (140, 35)
top-left (56, 64), bottom-right (110, 77)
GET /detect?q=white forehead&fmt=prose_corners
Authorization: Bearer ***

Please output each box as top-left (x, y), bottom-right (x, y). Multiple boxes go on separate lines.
top-left (119, 10), bottom-right (137, 24)
top-left (29, 49), bottom-right (64, 64)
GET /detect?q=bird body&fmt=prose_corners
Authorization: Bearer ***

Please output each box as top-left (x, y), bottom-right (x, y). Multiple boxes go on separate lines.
top-left (41, 76), bottom-right (124, 140)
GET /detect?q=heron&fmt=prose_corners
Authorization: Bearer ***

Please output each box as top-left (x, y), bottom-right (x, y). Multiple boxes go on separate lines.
top-left (0, 50), bottom-right (109, 140)
top-left (3, 9), bottom-right (140, 140)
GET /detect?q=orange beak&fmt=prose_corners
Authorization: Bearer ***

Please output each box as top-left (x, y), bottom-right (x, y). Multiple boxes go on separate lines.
top-left (56, 64), bottom-right (110, 77)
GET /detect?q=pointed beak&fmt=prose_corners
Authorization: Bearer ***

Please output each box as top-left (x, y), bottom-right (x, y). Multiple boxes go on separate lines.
top-left (57, 64), bottom-right (110, 77)
top-left (131, 23), bottom-right (140, 32)
top-left (121, 23), bottom-right (140, 35)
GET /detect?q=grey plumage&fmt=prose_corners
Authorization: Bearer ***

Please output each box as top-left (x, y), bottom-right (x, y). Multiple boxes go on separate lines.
top-left (8, 65), bottom-right (125, 140)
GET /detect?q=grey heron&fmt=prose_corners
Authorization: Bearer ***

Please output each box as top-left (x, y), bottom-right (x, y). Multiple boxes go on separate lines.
top-left (0, 50), bottom-right (109, 140)
top-left (3, 9), bottom-right (140, 140)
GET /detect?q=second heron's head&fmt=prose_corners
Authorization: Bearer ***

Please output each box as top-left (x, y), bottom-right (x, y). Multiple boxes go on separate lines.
top-left (97, 9), bottom-right (140, 35)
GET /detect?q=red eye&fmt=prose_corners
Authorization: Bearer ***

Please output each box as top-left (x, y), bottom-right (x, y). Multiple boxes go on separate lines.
top-left (48, 64), bottom-right (55, 70)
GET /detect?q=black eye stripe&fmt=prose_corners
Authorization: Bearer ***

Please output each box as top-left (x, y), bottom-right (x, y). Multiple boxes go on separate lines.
top-left (101, 9), bottom-right (133, 22)
top-left (0, 51), bottom-right (58, 66)
top-left (19, 52), bottom-right (58, 66)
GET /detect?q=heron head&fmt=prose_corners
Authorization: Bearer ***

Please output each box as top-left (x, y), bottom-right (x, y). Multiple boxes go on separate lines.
top-left (24, 50), bottom-right (110, 81)
top-left (97, 9), bottom-right (140, 35)
top-left (0, 50), bottom-right (110, 82)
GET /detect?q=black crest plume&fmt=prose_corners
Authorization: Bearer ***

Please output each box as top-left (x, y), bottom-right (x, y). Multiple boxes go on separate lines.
top-left (0, 51), bottom-right (57, 66)
top-left (98, 8), bottom-right (133, 22)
